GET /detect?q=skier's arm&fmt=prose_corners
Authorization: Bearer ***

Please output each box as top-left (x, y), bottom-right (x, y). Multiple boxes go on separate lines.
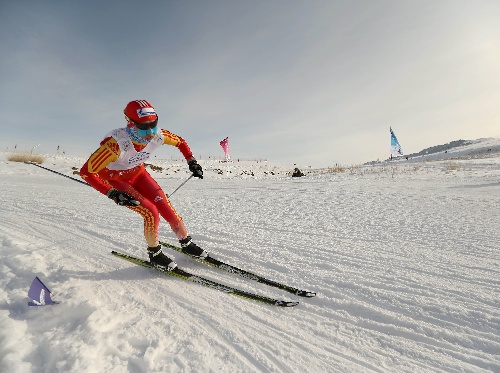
top-left (161, 129), bottom-right (194, 160)
top-left (161, 129), bottom-right (203, 178)
top-left (80, 137), bottom-right (120, 195)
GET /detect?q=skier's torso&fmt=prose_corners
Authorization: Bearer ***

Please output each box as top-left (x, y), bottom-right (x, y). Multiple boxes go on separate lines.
top-left (80, 126), bottom-right (193, 192)
top-left (106, 127), bottom-right (164, 170)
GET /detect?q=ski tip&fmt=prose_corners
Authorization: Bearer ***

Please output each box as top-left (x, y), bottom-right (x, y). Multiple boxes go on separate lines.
top-left (296, 290), bottom-right (316, 298)
top-left (276, 301), bottom-right (300, 307)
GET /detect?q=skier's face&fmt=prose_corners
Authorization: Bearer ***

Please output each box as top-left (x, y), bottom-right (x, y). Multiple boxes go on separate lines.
top-left (135, 119), bottom-right (159, 140)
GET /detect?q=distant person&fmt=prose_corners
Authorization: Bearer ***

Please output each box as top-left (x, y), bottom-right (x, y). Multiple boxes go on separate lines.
top-left (292, 167), bottom-right (305, 177)
top-left (80, 99), bottom-right (206, 271)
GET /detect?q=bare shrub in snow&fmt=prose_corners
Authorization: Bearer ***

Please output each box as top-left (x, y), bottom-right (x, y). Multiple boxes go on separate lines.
top-left (7, 152), bottom-right (45, 164)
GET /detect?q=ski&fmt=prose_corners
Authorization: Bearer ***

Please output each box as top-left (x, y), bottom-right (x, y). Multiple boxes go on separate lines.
top-left (111, 251), bottom-right (299, 307)
top-left (159, 241), bottom-right (316, 298)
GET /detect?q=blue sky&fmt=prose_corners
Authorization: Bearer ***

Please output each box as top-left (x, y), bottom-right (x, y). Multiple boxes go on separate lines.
top-left (1, 0), bottom-right (500, 166)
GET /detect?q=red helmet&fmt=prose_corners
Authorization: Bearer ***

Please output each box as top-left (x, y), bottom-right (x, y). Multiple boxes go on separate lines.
top-left (124, 100), bottom-right (157, 124)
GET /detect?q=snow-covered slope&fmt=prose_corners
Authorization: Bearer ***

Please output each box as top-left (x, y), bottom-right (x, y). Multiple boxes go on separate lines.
top-left (379, 137), bottom-right (500, 164)
top-left (1, 146), bottom-right (499, 372)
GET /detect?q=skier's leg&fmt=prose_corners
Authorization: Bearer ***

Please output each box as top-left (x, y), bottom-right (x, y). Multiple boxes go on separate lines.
top-left (108, 178), bottom-right (177, 268)
top-left (132, 171), bottom-right (188, 239)
top-left (108, 179), bottom-right (160, 247)
top-left (133, 171), bottom-right (207, 259)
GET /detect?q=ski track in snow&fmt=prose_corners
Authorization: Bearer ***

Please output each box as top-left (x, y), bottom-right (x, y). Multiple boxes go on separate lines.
top-left (1, 154), bottom-right (499, 372)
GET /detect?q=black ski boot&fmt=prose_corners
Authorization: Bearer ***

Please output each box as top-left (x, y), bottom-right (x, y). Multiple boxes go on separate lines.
top-left (179, 236), bottom-right (208, 259)
top-left (148, 245), bottom-right (177, 271)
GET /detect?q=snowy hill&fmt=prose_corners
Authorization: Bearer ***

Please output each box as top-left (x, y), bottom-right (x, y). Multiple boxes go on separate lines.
top-left (400, 137), bottom-right (500, 162)
top-left (1, 143), bottom-right (499, 372)
top-left (365, 137), bottom-right (500, 165)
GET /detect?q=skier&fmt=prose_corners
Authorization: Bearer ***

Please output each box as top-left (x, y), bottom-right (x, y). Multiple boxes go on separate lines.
top-left (80, 99), bottom-right (207, 271)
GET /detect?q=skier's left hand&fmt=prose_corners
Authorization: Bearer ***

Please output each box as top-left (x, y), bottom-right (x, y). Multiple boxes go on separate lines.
top-left (188, 159), bottom-right (203, 179)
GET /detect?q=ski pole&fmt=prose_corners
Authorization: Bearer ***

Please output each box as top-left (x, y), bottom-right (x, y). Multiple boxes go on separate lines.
top-left (26, 161), bottom-right (194, 197)
top-left (25, 162), bottom-right (91, 186)
top-left (167, 174), bottom-right (194, 198)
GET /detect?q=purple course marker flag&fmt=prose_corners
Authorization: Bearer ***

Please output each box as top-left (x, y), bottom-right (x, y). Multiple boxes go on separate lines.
top-left (28, 277), bottom-right (58, 306)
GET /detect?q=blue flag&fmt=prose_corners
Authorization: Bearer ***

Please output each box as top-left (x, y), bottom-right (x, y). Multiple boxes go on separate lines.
top-left (390, 127), bottom-right (404, 156)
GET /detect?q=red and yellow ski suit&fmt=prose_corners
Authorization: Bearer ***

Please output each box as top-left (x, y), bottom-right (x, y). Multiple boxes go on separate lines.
top-left (80, 127), bottom-right (194, 247)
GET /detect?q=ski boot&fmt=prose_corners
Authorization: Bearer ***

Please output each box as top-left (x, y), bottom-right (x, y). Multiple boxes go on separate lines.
top-left (148, 245), bottom-right (177, 271)
top-left (179, 236), bottom-right (208, 259)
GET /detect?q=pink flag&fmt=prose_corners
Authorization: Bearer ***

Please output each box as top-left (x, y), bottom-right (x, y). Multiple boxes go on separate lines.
top-left (219, 137), bottom-right (230, 160)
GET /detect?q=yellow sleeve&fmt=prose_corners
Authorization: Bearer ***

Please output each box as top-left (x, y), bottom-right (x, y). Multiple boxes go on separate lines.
top-left (86, 137), bottom-right (120, 173)
top-left (161, 129), bottom-right (193, 159)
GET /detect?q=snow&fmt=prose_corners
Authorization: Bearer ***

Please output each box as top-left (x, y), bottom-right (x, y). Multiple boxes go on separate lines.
top-left (1, 139), bottom-right (500, 372)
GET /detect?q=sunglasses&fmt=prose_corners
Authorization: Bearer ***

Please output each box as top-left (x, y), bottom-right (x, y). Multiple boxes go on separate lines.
top-left (135, 119), bottom-right (158, 131)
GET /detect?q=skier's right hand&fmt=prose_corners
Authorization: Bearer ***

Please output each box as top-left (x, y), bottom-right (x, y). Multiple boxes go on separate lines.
top-left (106, 189), bottom-right (140, 206)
